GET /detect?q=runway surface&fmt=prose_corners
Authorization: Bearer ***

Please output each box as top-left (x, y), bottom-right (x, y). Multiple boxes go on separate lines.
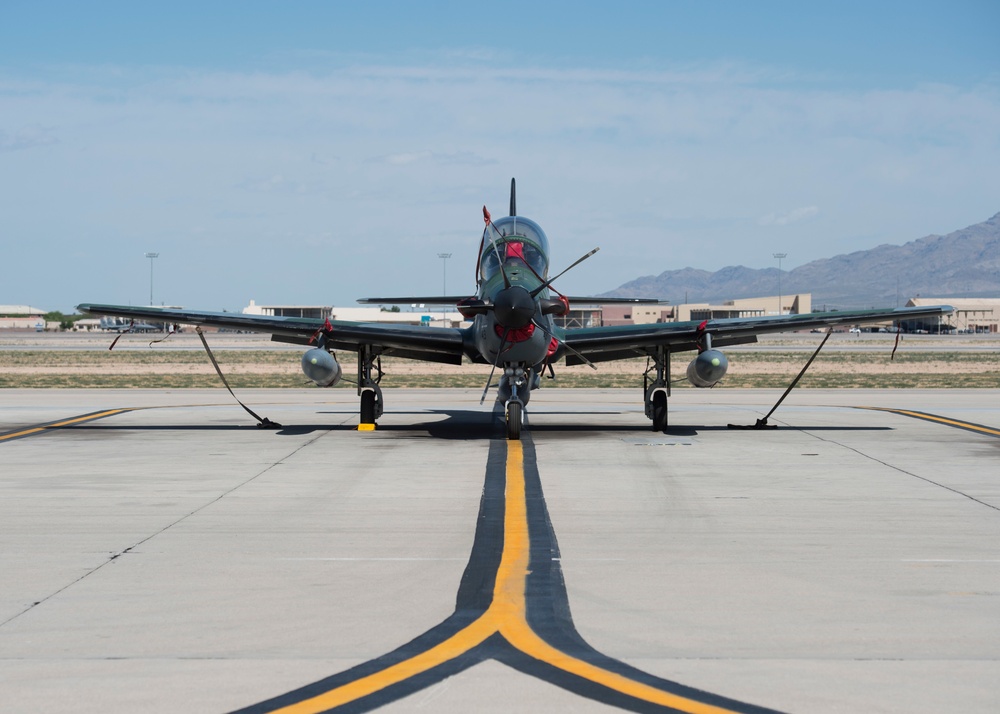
top-left (1, 388), bottom-right (998, 713)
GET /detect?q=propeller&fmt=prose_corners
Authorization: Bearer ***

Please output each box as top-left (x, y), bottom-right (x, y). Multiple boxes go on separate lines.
top-left (480, 283), bottom-right (536, 404)
top-left (529, 247), bottom-right (600, 298)
top-left (476, 181), bottom-right (603, 404)
top-left (493, 285), bottom-right (535, 330)
top-left (521, 244), bottom-right (604, 372)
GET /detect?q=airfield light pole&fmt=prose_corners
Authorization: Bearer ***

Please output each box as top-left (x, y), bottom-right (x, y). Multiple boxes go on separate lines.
top-left (438, 253), bottom-right (452, 295)
top-left (773, 252), bottom-right (787, 315)
top-left (438, 253), bottom-right (451, 326)
top-left (145, 252), bottom-right (159, 306)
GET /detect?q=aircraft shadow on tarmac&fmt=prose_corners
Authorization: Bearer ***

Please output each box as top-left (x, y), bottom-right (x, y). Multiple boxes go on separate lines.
top-left (63, 412), bottom-right (894, 440)
top-left (667, 424), bottom-right (892, 434)
top-left (313, 408), bottom-right (893, 437)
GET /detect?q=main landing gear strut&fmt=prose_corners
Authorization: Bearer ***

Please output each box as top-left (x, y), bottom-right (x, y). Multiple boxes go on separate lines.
top-left (643, 345), bottom-right (670, 433)
top-left (358, 345), bottom-right (384, 427)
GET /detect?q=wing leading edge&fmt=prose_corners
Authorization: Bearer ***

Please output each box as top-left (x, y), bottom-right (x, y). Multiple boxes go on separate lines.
top-left (76, 303), bottom-right (470, 365)
top-left (79, 302), bottom-right (953, 368)
top-left (561, 304), bottom-right (953, 365)
top-left (357, 296), bottom-right (660, 305)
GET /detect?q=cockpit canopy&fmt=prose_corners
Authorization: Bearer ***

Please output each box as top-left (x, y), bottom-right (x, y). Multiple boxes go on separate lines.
top-left (480, 216), bottom-right (550, 282)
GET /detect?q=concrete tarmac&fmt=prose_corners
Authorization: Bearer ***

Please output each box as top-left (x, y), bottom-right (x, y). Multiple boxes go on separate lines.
top-left (0, 388), bottom-right (998, 713)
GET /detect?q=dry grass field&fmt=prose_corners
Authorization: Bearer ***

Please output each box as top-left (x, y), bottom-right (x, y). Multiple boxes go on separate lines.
top-left (1, 331), bottom-right (998, 389)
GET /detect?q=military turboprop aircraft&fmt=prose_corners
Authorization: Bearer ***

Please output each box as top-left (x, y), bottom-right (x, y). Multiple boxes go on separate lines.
top-left (79, 180), bottom-right (952, 439)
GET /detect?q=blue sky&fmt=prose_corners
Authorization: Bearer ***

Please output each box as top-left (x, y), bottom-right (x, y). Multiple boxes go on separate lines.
top-left (2, 1), bottom-right (998, 312)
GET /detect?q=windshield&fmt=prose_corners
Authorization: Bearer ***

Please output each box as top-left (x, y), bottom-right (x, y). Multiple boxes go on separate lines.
top-left (480, 216), bottom-right (550, 282)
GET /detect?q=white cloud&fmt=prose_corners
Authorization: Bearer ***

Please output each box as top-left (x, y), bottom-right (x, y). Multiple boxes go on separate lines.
top-left (0, 124), bottom-right (58, 152)
top-left (373, 150), bottom-right (496, 166)
top-left (759, 206), bottom-right (819, 226)
top-left (237, 173), bottom-right (287, 191)
top-left (380, 151), bottom-right (433, 165)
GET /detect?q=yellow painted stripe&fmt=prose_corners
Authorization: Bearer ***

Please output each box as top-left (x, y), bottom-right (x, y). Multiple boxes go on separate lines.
top-left (268, 444), bottom-right (533, 714)
top-left (506, 622), bottom-right (741, 714)
top-left (491, 440), bottom-right (530, 621)
top-left (268, 615), bottom-right (496, 713)
top-left (0, 409), bottom-right (134, 443)
top-left (496, 442), bottom-right (742, 714)
top-left (263, 444), bottom-right (529, 714)
top-left (859, 407), bottom-right (1000, 437)
top-left (268, 439), bottom-right (745, 714)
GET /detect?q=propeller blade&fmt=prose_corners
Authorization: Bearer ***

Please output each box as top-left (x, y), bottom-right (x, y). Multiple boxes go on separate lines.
top-left (530, 247), bottom-right (600, 298)
top-left (480, 327), bottom-right (510, 404)
top-left (456, 297), bottom-right (491, 318)
top-left (532, 319), bottom-right (597, 370)
top-left (499, 256), bottom-right (511, 289)
top-left (509, 177), bottom-right (516, 216)
top-left (485, 222), bottom-right (512, 289)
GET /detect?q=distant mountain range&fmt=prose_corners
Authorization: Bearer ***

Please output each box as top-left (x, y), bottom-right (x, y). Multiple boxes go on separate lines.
top-left (604, 212), bottom-right (1000, 309)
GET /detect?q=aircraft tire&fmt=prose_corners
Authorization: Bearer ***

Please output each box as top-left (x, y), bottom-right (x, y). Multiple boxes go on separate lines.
top-left (506, 401), bottom-right (522, 440)
top-left (651, 390), bottom-right (668, 432)
top-left (361, 390), bottom-right (377, 424)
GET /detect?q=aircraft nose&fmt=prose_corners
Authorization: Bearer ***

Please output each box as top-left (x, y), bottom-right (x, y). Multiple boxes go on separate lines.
top-left (494, 286), bottom-right (536, 329)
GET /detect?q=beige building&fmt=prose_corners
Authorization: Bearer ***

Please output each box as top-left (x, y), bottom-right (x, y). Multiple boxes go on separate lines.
top-left (598, 294), bottom-right (812, 327)
top-left (675, 294), bottom-right (811, 322)
top-left (907, 297), bottom-right (999, 333)
top-left (242, 300), bottom-right (466, 328)
top-left (600, 304), bottom-right (673, 326)
top-left (243, 300), bottom-right (332, 320)
top-left (0, 305), bottom-right (47, 330)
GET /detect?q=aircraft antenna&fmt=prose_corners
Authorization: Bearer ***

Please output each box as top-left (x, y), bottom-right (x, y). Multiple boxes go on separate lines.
top-left (511, 178), bottom-right (517, 236)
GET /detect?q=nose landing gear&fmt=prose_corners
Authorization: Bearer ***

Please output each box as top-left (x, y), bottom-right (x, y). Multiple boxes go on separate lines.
top-left (506, 400), bottom-right (522, 440)
top-left (501, 364), bottom-right (528, 441)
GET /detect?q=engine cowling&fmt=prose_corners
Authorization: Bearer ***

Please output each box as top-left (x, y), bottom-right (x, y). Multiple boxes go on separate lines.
top-left (301, 348), bottom-right (342, 387)
top-left (686, 349), bottom-right (728, 388)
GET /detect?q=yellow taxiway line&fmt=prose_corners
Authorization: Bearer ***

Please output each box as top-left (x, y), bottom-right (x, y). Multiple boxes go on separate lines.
top-left (0, 408), bottom-right (137, 443)
top-left (269, 440), bottom-right (743, 714)
top-left (857, 406), bottom-right (1000, 437)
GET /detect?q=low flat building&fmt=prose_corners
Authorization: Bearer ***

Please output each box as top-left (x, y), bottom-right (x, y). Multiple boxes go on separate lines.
top-left (242, 300), bottom-right (332, 320)
top-left (675, 294), bottom-right (811, 322)
top-left (600, 304), bottom-right (673, 326)
top-left (242, 300), bottom-right (466, 328)
top-left (594, 294), bottom-right (812, 327)
top-left (907, 297), bottom-right (999, 333)
top-left (0, 305), bottom-right (47, 330)
top-left (554, 307), bottom-right (603, 329)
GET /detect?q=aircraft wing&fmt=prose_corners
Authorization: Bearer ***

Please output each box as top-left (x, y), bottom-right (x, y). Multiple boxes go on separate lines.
top-left (357, 296), bottom-right (660, 305)
top-left (560, 304), bottom-right (953, 365)
top-left (76, 303), bottom-right (469, 365)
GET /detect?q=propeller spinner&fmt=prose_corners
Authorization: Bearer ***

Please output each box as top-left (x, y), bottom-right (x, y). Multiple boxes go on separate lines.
top-left (493, 285), bottom-right (535, 329)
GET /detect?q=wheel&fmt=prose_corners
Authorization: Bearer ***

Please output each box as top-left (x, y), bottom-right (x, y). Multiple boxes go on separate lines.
top-left (360, 390), bottom-right (377, 424)
top-left (506, 401), bottom-right (522, 441)
top-left (651, 390), bottom-right (668, 432)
